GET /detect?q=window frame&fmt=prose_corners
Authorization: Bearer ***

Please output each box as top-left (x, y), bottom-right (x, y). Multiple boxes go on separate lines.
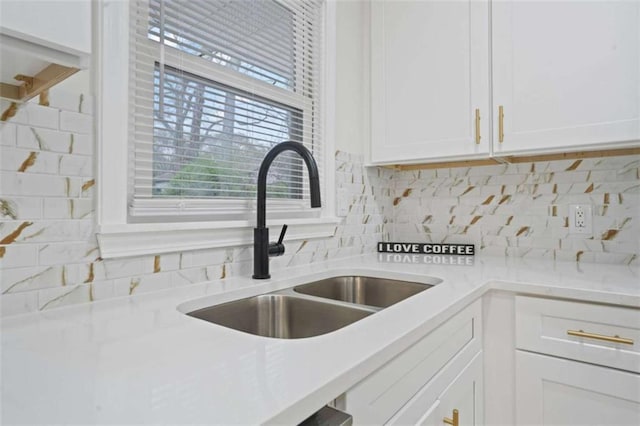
top-left (95, 0), bottom-right (338, 259)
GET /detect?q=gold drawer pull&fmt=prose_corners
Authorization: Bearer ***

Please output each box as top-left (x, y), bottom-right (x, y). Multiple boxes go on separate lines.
top-left (567, 329), bottom-right (634, 345)
top-left (498, 105), bottom-right (504, 143)
top-left (475, 108), bottom-right (481, 144)
top-left (443, 409), bottom-right (459, 426)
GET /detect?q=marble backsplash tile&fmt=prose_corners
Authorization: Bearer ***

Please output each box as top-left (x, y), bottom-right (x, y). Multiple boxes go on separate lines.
top-left (1, 91), bottom-right (638, 316)
top-left (0, 97), bottom-right (392, 316)
top-left (392, 156), bottom-right (640, 265)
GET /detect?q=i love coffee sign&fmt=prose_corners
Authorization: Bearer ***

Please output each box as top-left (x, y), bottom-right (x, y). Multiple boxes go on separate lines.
top-left (377, 242), bottom-right (475, 256)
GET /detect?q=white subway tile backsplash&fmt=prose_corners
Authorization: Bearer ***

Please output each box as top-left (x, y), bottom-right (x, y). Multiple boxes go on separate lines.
top-left (101, 257), bottom-right (145, 280)
top-left (2, 265), bottom-right (77, 294)
top-left (0, 198), bottom-right (40, 221)
top-left (602, 240), bottom-right (640, 254)
top-left (37, 242), bottom-right (98, 266)
top-left (13, 104), bottom-right (59, 129)
top-left (16, 126), bottom-right (92, 157)
top-left (18, 126), bottom-right (69, 153)
top-left (59, 111), bottom-right (92, 134)
top-left (231, 246), bottom-right (253, 262)
top-left (114, 273), bottom-right (172, 296)
top-left (0, 123), bottom-right (16, 146)
top-left (90, 279), bottom-right (115, 301)
top-left (82, 259), bottom-right (106, 282)
top-left (37, 284), bottom-right (91, 311)
top-left (0, 245), bottom-right (38, 269)
top-left (4, 220), bottom-right (94, 243)
top-left (181, 248), bottom-right (230, 269)
top-left (1, 94), bottom-right (638, 318)
top-left (172, 268), bottom-right (209, 287)
top-left (394, 155), bottom-right (640, 264)
top-left (155, 252), bottom-right (182, 272)
top-left (593, 252), bottom-right (636, 264)
top-left (0, 172), bottom-right (80, 197)
top-left (0, 291), bottom-right (39, 317)
top-left (69, 133), bottom-right (93, 156)
top-left (44, 91), bottom-right (84, 113)
top-left (58, 154), bottom-right (93, 177)
top-left (224, 259), bottom-right (252, 278)
top-left (43, 198), bottom-right (94, 219)
top-left (1, 147), bottom-right (59, 174)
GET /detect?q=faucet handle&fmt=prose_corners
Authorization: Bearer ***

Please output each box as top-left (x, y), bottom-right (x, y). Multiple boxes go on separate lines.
top-left (268, 224), bottom-right (288, 257)
top-left (277, 224), bottom-right (288, 245)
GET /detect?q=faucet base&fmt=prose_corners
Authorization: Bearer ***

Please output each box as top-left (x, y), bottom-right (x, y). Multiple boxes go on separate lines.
top-left (253, 227), bottom-right (270, 279)
top-left (252, 274), bottom-right (270, 279)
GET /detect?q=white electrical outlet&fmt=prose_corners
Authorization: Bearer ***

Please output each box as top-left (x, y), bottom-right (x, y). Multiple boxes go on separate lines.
top-left (568, 204), bottom-right (593, 235)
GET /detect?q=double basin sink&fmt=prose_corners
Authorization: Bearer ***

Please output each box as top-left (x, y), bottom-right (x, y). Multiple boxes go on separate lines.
top-left (187, 275), bottom-right (442, 339)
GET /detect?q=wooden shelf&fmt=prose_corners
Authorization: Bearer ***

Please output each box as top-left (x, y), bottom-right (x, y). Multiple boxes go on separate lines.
top-left (0, 62), bottom-right (78, 121)
top-left (386, 147), bottom-right (640, 171)
top-left (0, 62), bottom-right (78, 103)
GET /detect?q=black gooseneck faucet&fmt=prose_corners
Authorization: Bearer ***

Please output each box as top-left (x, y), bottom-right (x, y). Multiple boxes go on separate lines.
top-left (253, 141), bottom-right (321, 279)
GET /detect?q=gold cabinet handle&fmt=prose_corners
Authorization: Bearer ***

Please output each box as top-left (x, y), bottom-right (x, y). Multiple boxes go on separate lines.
top-left (443, 409), bottom-right (459, 426)
top-left (567, 329), bottom-right (634, 345)
top-left (498, 105), bottom-right (504, 143)
top-left (474, 109), bottom-right (481, 144)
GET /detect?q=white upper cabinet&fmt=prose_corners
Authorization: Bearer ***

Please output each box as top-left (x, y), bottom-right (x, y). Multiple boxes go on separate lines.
top-left (0, 0), bottom-right (90, 108)
top-left (0, 0), bottom-right (91, 55)
top-left (0, 0), bottom-right (91, 68)
top-left (492, 0), bottom-right (640, 155)
top-left (370, 0), bottom-right (491, 164)
top-left (370, 0), bottom-right (640, 165)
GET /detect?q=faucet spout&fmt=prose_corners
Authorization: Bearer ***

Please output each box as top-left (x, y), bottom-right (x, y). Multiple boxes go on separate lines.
top-left (253, 141), bottom-right (322, 279)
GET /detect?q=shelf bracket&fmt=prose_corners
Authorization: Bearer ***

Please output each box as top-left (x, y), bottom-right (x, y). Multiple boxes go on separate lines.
top-left (1, 102), bottom-right (18, 121)
top-left (0, 63), bottom-right (79, 121)
top-left (14, 74), bottom-right (34, 91)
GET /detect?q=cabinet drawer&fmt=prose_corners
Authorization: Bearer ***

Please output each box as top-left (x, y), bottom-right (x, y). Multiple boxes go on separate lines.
top-left (388, 351), bottom-right (483, 426)
top-left (516, 351), bottom-right (640, 426)
top-left (344, 300), bottom-right (482, 425)
top-left (516, 296), bottom-right (640, 373)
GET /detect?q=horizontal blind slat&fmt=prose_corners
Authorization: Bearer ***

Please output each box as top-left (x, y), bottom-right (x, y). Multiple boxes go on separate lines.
top-left (129, 0), bottom-right (324, 210)
top-left (130, 47), bottom-right (319, 98)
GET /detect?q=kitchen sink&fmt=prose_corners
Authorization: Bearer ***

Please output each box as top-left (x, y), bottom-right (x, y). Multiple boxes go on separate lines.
top-left (185, 275), bottom-right (442, 338)
top-left (293, 276), bottom-right (441, 308)
top-left (187, 294), bottom-right (374, 339)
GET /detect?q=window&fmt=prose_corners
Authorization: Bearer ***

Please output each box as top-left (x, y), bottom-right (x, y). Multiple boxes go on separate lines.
top-left (128, 0), bottom-right (324, 219)
top-left (96, 0), bottom-right (336, 258)
top-left (149, 65), bottom-right (304, 200)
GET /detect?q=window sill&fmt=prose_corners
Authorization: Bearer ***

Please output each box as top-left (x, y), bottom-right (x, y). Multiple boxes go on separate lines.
top-left (96, 217), bottom-right (342, 259)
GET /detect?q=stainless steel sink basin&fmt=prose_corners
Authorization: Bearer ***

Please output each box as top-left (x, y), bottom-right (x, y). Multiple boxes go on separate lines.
top-left (187, 294), bottom-right (374, 339)
top-left (185, 275), bottom-right (442, 339)
top-left (293, 276), bottom-right (440, 308)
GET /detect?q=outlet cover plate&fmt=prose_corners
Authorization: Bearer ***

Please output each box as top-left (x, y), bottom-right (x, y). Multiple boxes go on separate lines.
top-left (569, 204), bottom-right (593, 235)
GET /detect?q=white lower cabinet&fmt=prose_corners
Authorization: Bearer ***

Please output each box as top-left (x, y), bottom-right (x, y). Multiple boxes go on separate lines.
top-left (516, 351), bottom-right (640, 426)
top-left (514, 295), bottom-right (640, 426)
top-left (337, 293), bottom-right (639, 426)
top-left (340, 300), bottom-right (483, 425)
top-left (390, 352), bottom-right (483, 426)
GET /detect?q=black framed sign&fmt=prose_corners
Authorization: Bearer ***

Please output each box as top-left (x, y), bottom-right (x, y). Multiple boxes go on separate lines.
top-left (377, 242), bottom-right (475, 256)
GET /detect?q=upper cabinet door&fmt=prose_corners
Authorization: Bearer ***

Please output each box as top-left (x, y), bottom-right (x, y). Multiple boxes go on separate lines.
top-left (370, 0), bottom-right (490, 165)
top-left (0, 0), bottom-right (91, 56)
top-left (492, 0), bottom-right (640, 155)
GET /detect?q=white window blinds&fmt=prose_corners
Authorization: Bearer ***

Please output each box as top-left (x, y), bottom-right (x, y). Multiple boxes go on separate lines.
top-left (128, 0), bottom-right (325, 218)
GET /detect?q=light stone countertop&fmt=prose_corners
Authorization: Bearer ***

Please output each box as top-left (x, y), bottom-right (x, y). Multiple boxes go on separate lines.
top-left (2, 254), bottom-right (639, 425)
